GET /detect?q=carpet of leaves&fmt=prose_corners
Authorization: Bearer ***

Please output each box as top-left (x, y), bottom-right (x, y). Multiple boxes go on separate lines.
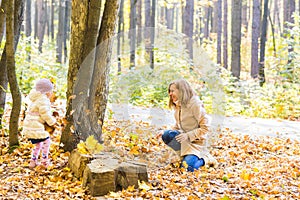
top-left (1, 116), bottom-right (300, 199)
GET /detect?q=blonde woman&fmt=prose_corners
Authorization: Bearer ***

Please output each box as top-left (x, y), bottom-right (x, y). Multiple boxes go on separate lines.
top-left (161, 79), bottom-right (217, 171)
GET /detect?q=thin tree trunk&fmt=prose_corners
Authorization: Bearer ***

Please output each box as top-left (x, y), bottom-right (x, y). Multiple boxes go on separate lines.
top-left (25, 0), bottom-right (31, 61)
top-left (0, 0), bottom-right (24, 126)
top-left (37, 0), bottom-right (46, 53)
top-left (7, 0), bottom-right (22, 149)
top-left (117, 0), bottom-right (124, 73)
top-left (56, 0), bottom-right (64, 63)
top-left (149, 0), bottom-right (155, 69)
top-left (184, 0), bottom-right (194, 68)
top-left (129, 0), bottom-right (136, 69)
top-left (51, 0), bottom-right (54, 40)
top-left (251, 0), bottom-right (260, 78)
top-left (145, 0), bottom-right (151, 62)
top-left (259, 0), bottom-right (269, 85)
top-left (0, 1), bottom-right (8, 44)
top-left (136, 0), bottom-right (142, 46)
top-left (34, 0), bottom-right (38, 40)
top-left (231, 0), bottom-right (242, 78)
top-left (63, 0), bottom-right (71, 63)
top-left (223, 0), bottom-right (228, 69)
top-left (217, 0), bottom-right (222, 64)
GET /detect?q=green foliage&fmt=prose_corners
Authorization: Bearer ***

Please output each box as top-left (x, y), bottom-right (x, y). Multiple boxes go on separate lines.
top-left (14, 36), bottom-right (68, 97)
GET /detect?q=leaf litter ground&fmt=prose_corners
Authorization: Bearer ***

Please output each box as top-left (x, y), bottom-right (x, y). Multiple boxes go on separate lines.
top-left (1, 110), bottom-right (300, 199)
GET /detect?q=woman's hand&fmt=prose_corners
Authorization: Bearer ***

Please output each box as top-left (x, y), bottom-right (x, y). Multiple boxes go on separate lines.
top-left (175, 133), bottom-right (189, 143)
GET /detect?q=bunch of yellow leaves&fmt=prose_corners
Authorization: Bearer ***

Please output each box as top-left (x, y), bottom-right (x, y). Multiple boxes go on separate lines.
top-left (77, 135), bottom-right (103, 155)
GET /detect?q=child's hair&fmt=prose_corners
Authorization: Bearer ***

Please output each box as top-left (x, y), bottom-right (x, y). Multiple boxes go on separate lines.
top-left (35, 79), bottom-right (53, 94)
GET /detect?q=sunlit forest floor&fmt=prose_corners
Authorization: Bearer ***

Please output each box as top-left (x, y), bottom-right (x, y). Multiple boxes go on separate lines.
top-left (1, 102), bottom-right (300, 199)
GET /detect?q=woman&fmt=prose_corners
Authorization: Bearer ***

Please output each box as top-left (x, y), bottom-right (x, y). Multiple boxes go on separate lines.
top-left (161, 79), bottom-right (217, 172)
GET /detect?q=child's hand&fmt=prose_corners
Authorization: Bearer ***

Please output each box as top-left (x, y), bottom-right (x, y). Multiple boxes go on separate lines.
top-left (155, 131), bottom-right (163, 139)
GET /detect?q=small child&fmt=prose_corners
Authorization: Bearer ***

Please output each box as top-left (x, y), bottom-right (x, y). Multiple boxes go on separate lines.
top-left (22, 78), bottom-right (56, 168)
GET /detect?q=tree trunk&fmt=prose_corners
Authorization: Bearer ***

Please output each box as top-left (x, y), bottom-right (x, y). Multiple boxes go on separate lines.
top-left (212, 1), bottom-right (218, 33)
top-left (129, 0), bottom-right (136, 69)
top-left (217, 0), bottom-right (222, 65)
top-left (63, 0), bottom-right (71, 63)
top-left (231, 0), bottom-right (242, 78)
top-left (0, 1), bottom-right (8, 44)
top-left (56, 0), bottom-right (65, 63)
top-left (251, 0), bottom-right (260, 78)
top-left (149, 0), bottom-right (155, 69)
top-left (34, 0), bottom-right (38, 40)
top-left (117, 0), bottom-right (124, 73)
top-left (145, 0), bottom-right (151, 62)
top-left (223, 0), bottom-right (228, 69)
top-left (88, 0), bottom-right (120, 142)
top-left (37, 0), bottom-right (46, 53)
top-left (259, 0), bottom-right (269, 86)
top-left (60, 0), bottom-right (89, 152)
top-left (0, 0), bottom-right (24, 126)
top-left (25, 0), bottom-right (31, 61)
top-left (184, 0), bottom-right (194, 67)
top-left (7, 0), bottom-right (22, 149)
top-left (136, 0), bottom-right (142, 46)
top-left (51, 0), bottom-right (54, 40)
top-left (242, 0), bottom-right (248, 33)
top-left (71, 0), bottom-right (102, 144)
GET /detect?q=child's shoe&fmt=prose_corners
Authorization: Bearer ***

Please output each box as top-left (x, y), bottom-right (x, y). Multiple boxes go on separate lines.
top-left (29, 159), bottom-right (38, 169)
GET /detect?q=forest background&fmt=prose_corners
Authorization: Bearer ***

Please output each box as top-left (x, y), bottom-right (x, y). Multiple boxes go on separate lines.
top-left (0, 0), bottom-right (300, 199)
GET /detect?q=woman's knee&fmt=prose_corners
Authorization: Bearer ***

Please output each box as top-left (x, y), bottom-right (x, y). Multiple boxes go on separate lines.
top-left (182, 155), bottom-right (204, 172)
top-left (162, 130), bottom-right (179, 144)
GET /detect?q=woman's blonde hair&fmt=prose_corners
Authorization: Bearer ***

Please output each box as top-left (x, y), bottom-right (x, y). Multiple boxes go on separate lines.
top-left (168, 79), bottom-right (196, 108)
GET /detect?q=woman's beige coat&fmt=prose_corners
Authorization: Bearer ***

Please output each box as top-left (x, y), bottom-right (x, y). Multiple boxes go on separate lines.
top-left (22, 90), bottom-right (56, 140)
top-left (173, 96), bottom-right (217, 167)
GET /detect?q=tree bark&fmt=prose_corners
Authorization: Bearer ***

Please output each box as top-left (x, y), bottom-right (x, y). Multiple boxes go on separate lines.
top-left (223, 0), bottom-right (228, 69)
top-left (251, 0), bottom-right (260, 78)
top-left (259, 0), bottom-right (269, 86)
top-left (37, 0), bottom-right (46, 52)
top-left (56, 0), bottom-right (65, 63)
top-left (25, 0), bottom-right (31, 61)
top-left (88, 0), bottom-right (120, 142)
top-left (71, 0), bottom-right (102, 144)
top-left (50, 0), bottom-right (54, 40)
top-left (184, 0), bottom-right (194, 67)
top-left (136, 0), bottom-right (142, 46)
top-left (117, 0), bottom-right (124, 73)
top-left (231, 0), bottom-right (242, 78)
top-left (145, 0), bottom-right (151, 60)
top-left (129, 0), bottom-right (136, 69)
top-left (149, 0), bottom-right (155, 69)
top-left (34, 0), bottom-right (38, 40)
top-left (60, 0), bottom-right (89, 152)
top-left (63, 0), bottom-right (71, 63)
top-left (0, 0), bottom-right (8, 44)
top-left (7, 0), bottom-right (22, 149)
top-left (217, 0), bottom-right (222, 65)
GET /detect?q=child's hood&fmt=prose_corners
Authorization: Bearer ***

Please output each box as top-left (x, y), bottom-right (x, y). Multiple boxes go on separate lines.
top-left (28, 90), bottom-right (46, 102)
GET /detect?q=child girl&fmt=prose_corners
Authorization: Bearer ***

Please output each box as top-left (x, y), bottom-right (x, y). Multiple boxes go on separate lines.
top-left (22, 79), bottom-right (56, 168)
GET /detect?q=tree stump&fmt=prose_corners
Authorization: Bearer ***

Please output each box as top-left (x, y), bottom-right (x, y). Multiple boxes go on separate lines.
top-left (68, 149), bottom-right (92, 178)
top-left (69, 151), bottom-right (148, 196)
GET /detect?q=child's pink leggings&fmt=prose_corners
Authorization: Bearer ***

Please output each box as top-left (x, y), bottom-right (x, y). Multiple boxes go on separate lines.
top-left (31, 138), bottom-right (51, 162)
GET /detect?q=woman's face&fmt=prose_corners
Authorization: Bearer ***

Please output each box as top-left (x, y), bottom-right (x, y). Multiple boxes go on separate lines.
top-left (169, 84), bottom-right (179, 103)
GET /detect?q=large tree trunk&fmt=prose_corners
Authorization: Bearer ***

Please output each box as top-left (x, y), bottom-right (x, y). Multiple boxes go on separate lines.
top-left (71, 0), bottom-right (102, 146)
top-left (129, 0), bottom-right (136, 69)
top-left (7, 0), bottom-right (22, 149)
top-left (259, 0), bottom-right (269, 86)
top-left (223, 0), bottom-right (228, 69)
top-left (60, 0), bottom-right (89, 152)
top-left (0, 0), bottom-right (24, 126)
top-left (88, 0), bottom-right (120, 142)
top-left (136, 0), bottom-right (142, 46)
top-left (231, 0), bottom-right (242, 78)
top-left (251, 0), bottom-right (260, 78)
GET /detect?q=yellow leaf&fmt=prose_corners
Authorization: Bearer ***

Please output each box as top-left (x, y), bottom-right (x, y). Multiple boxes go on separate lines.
top-left (138, 180), bottom-right (151, 191)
